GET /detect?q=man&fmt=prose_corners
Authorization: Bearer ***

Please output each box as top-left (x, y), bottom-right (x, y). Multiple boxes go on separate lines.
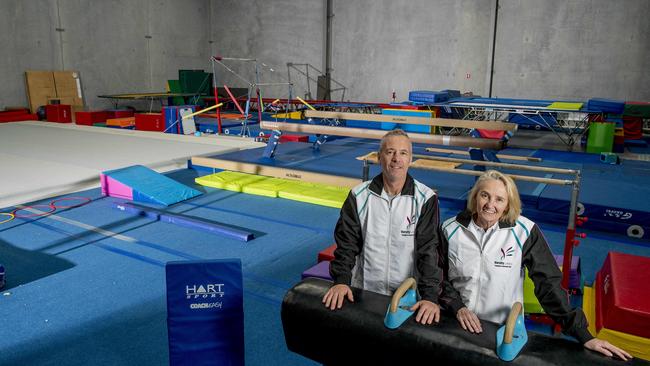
top-left (322, 129), bottom-right (442, 325)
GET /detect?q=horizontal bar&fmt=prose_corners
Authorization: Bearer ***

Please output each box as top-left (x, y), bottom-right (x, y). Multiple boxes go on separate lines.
top-left (255, 82), bottom-right (292, 86)
top-left (359, 156), bottom-right (573, 185)
top-left (304, 110), bottom-right (518, 131)
top-left (260, 121), bottom-right (505, 150)
top-left (415, 155), bottom-right (577, 175)
top-left (214, 56), bottom-right (256, 62)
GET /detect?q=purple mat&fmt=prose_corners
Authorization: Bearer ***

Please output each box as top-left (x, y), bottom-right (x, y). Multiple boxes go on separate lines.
top-left (553, 254), bottom-right (581, 289)
top-left (301, 261), bottom-right (332, 281)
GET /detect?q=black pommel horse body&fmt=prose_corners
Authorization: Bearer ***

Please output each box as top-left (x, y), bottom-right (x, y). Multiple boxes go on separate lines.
top-left (281, 278), bottom-right (648, 366)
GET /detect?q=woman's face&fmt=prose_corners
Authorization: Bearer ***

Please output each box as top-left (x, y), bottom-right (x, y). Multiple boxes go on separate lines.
top-left (474, 178), bottom-right (508, 228)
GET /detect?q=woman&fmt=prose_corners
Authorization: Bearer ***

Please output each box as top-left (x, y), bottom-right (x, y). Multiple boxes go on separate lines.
top-left (439, 170), bottom-right (631, 360)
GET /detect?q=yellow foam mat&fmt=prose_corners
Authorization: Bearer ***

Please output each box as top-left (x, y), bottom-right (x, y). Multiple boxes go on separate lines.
top-left (195, 171), bottom-right (268, 192)
top-left (278, 182), bottom-right (349, 208)
top-left (548, 102), bottom-right (583, 111)
top-left (196, 171), bottom-right (349, 208)
top-left (242, 178), bottom-right (299, 198)
top-left (583, 286), bottom-right (650, 361)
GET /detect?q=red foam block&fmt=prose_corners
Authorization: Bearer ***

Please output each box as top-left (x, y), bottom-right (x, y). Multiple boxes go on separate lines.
top-left (595, 251), bottom-right (650, 338)
top-left (135, 113), bottom-right (164, 132)
top-left (317, 244), bottom-right (337, 263)
top-left (46, 104), bottom-right (72, 123)
top-left (75, 111), bottom-right (108, 125)
top-left (263, 133), bottom-right (309, 143)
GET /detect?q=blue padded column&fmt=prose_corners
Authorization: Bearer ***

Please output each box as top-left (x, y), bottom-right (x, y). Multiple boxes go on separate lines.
top-left (263, 130), bottom-right (282, 158)
top-left (166, 259), bottom-right (244, 366)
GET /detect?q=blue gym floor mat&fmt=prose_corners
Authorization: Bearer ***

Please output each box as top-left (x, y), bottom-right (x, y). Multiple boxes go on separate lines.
top-left (1, 166), bottom-right (649, 365)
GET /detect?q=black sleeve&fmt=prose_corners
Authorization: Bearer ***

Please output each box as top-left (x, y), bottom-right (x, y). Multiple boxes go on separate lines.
top-left (414, 195), bottom-right (443, 303)
top-left (437, 222), bottom-right (466, 314)
top-left (522, 224), bottom-right (593, 344)
top-left (330, 191), bottom-right (363, 286)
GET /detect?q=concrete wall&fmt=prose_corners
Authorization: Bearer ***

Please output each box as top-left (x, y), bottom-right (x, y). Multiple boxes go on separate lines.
top-left (332, 0), bottom-right (494, 102)
top-left (0, 0), bottom-right (210, 111)
top-left (210, 0), bottom-right (324, 101)
top-left (1, 0), bottom-right (648, 112)
top-left (493, 0), bottom-right (650, 101)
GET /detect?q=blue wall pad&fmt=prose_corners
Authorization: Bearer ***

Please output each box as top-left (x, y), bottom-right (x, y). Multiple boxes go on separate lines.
top-left (382, 109), bottom-right (433, 133)
top-left (113, 201), bottom-right (254, 242)
top-left (166, 259), bottom-right (244, 366)
top-left (163, 105), bottom-right (196, 134)
top-left (586, 98), bottom-right (625, 114)
top-left (103, 165), bottom-right (201, 206)
top-left (408, 90), bottom-right (449, 103)
top-left (440, 89), bottom-right (461, 98)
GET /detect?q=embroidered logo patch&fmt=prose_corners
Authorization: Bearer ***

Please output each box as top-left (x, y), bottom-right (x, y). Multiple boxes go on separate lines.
top-left (401, 214), bottom-right (417, 236)
top-left (500, 246), bottom-right (514, 260)
top-left (494, 245), bottom-right (515, 268)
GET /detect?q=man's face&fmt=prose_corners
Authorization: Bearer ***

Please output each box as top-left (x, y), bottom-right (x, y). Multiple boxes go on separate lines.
top-left (379, 135), bottom-right (412, 183)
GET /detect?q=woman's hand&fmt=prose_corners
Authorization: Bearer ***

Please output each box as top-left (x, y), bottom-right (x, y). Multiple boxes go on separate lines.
top-left (410, 300), bottom-right (440, 325)
top-left (456, 307), bottom-right (482, 333)
top-left (584, 338), bottom-right (632, 361)
top-left (322, 284), bottom-right (354, 310)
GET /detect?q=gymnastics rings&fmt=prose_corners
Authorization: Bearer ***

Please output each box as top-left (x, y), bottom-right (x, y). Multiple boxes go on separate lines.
top-left (49, 196), bottom-right (91, 209)
top-left (0, 213), bottom-right (15, 225)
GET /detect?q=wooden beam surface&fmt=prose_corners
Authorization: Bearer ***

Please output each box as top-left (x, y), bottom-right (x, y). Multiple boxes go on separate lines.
top-left (304, 110), bottom-right (518, 131)
top-left (260, 121), bottom-right (505, 150)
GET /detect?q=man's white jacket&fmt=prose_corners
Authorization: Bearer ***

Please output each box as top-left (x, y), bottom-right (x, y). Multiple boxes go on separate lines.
top-left (330, 173), bottom-right (442, 303)
top-left (439, 210), bottom-right (592, 344)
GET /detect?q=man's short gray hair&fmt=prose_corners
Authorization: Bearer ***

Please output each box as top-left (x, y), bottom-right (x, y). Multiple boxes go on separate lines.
top-left (379, 129), bottom-right (410, 153)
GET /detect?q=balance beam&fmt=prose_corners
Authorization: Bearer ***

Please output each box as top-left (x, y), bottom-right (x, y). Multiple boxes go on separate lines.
top-left (113, 201), bottom-right (254, 241)
top-left (191, 156), bottom-right (362, 188)
top-left (304, 110), bottom-right (518, 131)
top-left (282, 278), bottom-right (646, 365)
top-left (260, 121), bottom-right (505, 150)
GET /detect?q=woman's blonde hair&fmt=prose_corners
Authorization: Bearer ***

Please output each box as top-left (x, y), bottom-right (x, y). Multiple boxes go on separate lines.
top-left (466, 170), bottom-right (521, 225)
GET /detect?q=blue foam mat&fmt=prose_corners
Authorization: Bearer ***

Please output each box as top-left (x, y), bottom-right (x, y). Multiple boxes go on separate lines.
top-left (103, 165), bottom-right (202, 206)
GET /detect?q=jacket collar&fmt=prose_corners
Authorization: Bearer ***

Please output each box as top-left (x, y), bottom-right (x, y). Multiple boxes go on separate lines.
top-left (456, 210), bottom-right (516, 229)
top-left (369, 173), bottom-right (415, 196)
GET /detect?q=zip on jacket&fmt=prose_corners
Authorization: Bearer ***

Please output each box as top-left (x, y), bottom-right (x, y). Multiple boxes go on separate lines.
top-left (330, 173), bottom-right (442, 303)
top-left (438, 210), bottom-right (593, 344)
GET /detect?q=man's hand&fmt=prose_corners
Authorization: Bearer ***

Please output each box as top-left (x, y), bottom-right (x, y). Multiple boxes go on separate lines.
top-left (322, 284), bottom-right (354, 310)
top-left (410, 300), bottom-right (440, 325)
top-left (456, 307), bottom-right (483, 333)
top-left (584, 338), bottom-right (632, 361)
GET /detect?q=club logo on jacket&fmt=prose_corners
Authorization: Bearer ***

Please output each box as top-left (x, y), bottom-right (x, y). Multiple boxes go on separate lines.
top-left (494, 245), bottom-right (514, 268)
top-left (401, 214), bottom-right (416, 236)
